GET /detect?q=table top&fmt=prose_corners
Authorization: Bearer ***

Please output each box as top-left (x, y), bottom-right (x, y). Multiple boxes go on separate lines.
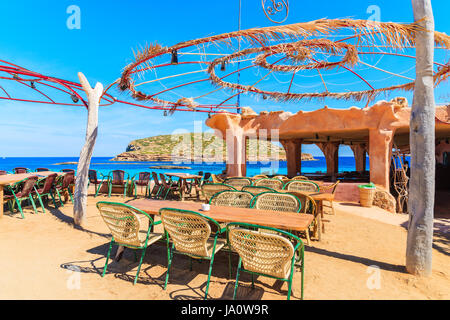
top-left (126, 198), bottom-right (314, 232)
top-left (0, 171), bottom-right (64, 186)
top-left (164, 172), bottom-right (202, 179)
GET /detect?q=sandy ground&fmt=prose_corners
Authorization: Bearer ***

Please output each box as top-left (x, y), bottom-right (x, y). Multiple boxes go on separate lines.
top-left (0, 187), bottom-right (448, 300)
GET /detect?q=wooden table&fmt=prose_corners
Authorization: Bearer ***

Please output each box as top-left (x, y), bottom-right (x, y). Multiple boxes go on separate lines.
top-left (0, 171), bottom-right (64, 218)
top-left (164, 172), bottom-right (202, 201)
top-left (127, 198), bottom-right (314, 233)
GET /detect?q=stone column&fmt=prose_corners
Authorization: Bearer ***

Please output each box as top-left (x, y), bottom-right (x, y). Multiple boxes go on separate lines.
top-left (350, 143), bottom-right (367, 173)
top-left (368, 129), bottom-right (394, 190)
top-left (317, 142), bottom-right (340, 175)
top-left (280, 139), bottom-right (302, 178)
top-left (225, 129), bottom-right (246, 177)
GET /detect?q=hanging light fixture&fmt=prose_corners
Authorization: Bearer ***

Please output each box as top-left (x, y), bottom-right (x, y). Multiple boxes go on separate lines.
top-left (71, 94), bottom-right (79, 103)
top-left (163, 110), bottom-right (168, 116)
top-left (220, 62), bottom-right (226, 71)
top-left (208, 112), bottom-right (211, 118)
top-left (262, 94), bottom-right (267, 100)
top-left (30, 81), bottom-right (36, 89)
top-left (171, 50), bottom-right (178, 64)
top-left (13, 74), bottom-right (19, 80)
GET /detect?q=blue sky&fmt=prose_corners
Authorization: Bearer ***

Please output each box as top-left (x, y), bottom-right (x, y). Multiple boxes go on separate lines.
top-left (0, 0), bottom-right (449, 157)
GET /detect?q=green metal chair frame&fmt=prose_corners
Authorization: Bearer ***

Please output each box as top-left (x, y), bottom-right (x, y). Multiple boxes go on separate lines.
top-left (254, 178), bottom-right (284, 190)
top-left (226, 222), bottom-right (304, 300)
top-left (251, 191), bottom-right (301, 213)
top-left (241, 185), bottom-right (276, 196)
top-left (209, 190), bottom-right (254, 208)
top-left (4, 176), bottom-right (40, 218)
top-left (96, 201), bottom-right (163, 285)
top-left (201, 183), bottom-right (236, 202)
top-left (88, 170), bottom-right (108, 197)
top-left (223, 177), bottom-right (253, 190)
top-left (283, 180), bottom-right (320, 192)
top-left (159, 207), bottom-right (230, 300)
top-left (54, 173), bottom-right (75, 206)
top-left (106, 170), bottom-right (130, 198)
top-left (131, 172), bottom-right (152, 198)
top-left (33, 173), bottom-right (59, 213)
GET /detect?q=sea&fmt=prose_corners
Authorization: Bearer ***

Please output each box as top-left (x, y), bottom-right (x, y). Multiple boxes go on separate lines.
top-left (0, 156), bottom-right (369, 179)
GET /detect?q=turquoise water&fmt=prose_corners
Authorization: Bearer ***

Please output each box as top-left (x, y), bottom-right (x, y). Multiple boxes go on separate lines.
top-left (0, 157), bottom-right (369, 178)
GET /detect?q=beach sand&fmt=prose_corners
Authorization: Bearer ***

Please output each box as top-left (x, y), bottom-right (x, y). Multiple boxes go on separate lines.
top-left (0, 187), bottom-right (448, 300)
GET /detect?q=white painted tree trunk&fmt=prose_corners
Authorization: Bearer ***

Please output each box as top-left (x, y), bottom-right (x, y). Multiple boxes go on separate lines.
top-left (406, 0), bottom-right (435, 276)
top-left (73, 72), bottom-right (103, 226)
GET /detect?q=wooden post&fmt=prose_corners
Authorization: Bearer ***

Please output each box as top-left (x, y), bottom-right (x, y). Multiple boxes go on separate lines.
top-left (73, 72), bottom-right (103, 227)
top-left (406, 0), bottom-right (435, 276)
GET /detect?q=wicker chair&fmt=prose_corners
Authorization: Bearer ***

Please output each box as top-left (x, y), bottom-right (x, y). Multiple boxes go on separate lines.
top-left (88, 170), bottom-right (108, 197)
top-left (284, 180), bottom-right (320, 192)
top-left (131, 172), bottom-right (152, 198)
top-left (150, 172), bottom-right (163, 198)
top-left (254, 178), bottom-right (284, 190)
top-left (13, 167), bottom-right (30, 174)
top-left (33, 173), bottom-right (59, 212)
top-left (160, 207), bottom-right (228, 299)
top-left (211, 174), bottom-right (224, 183)
top-left (242, 185), bottom-right (276, 196)
top-left (251, 174), bottom-right (268, 179)
top-left (201, 183), bottom-right (236, 202)
top-left (209, 190), bottom-right (253, 208)
top-left (35, 168), bottom-right (50, 172)
top-left (107, 170), bottom-right (129, 198)
top-left (4, 176), bottom-right (39, 218)
top-left (223, 177), bottom-right (252, 190)
top-left (0, 170), bottom-right (7, 175)
top-left (96, 201), bottom-right (164, 285)
top-left (55, 172), bottom-right (75, 205)
top-left (292, 176), bottom-right (308, 180)
top-left (227, 222), bottom-right (305, 300)
top-left (159, 173), bottom-right (182, 200)
top-left (60, 169), bottom-right (76, 174)
top-left (252, 192), bottom-right (301, 213)
top-left (290, 192), bottom-right (317, 245)
top-left (320, 180), bottom-right (340, 215)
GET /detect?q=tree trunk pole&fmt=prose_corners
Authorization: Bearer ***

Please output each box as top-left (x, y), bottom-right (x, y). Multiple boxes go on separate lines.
top-left (73, 72), bottom-right (103, 227)
top-left (406, 0), bottom-right (435, 276)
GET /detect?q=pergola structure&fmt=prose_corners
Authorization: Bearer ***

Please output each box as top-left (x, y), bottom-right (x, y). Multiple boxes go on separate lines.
top-left (205, 98), bottom-right (450, 190)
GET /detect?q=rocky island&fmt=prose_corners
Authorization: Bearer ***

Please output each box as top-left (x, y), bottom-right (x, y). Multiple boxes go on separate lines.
top-left (112, 133), bottom-right (316, 162)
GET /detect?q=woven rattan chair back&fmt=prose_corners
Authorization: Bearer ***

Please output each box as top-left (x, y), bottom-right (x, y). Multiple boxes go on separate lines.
top-left (284, 180), bottom-right (319, 192)
top-left (159, 173), bottom-right (171, 188)
top-left (61, 172), bottom-right (75, 189)
top-left (0, 170), bottom-right (7, 175)
top-left (61, 169), bottom-right (75, 174)
top-left (89, 170), bottom-right (99, 184)
top-left (293, 192), bottom-right (317, 215)
top-left (253, 192), bottom-right (301, 212)
top-left (16, 176), bottom-right (39, 197)
top-left (251, 174), bottom-right (268, 179)
top-left (224, 177), bottom-right (252, 189)
top-left (228, 227), bottom-right (295, 279)
top-left (36, 168), bottom-right (49, 172)
top-left (136, 172), bottom-right (151, 186)
top-left (201, 183), bottom-right (236, 201)
top-left (211, 174), bottom-right (223, 183)
top-left (321, 180), bottom-right (340, 194)
top-left (242, 185), bottom-right (276, 196)
top-left (97, 202), bottom-right (144, 247)
top-left (254, 178), bottom-right (284, 190)
top-left (292, 176), bottom-right (308, 180)
top-left (209, 190), bottom-right (253, 208)
top-left (151, 172), bottom-right (161, 186)
top-left (14, 167), bottom-right (29, 174)
top-left (39, 173), bottom-right (57, 194)
top-left (160, 208), bottom-right (212, 257)
top-left (111, 170), bottom-right (125, 184)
